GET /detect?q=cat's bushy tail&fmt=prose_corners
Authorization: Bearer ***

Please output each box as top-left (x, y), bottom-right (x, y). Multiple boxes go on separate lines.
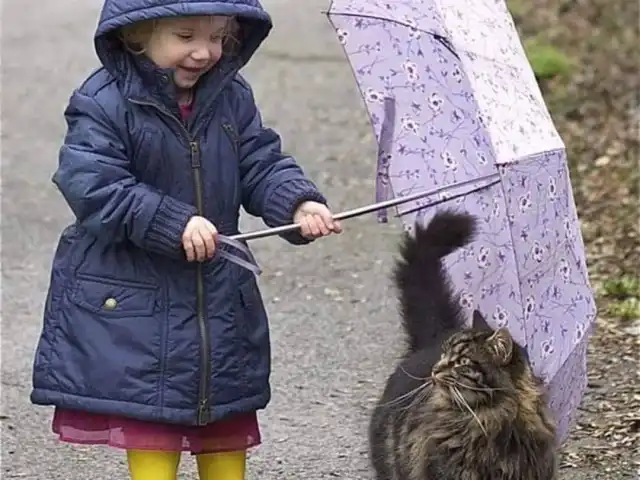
top-left (394, 210), bottom-right (478, 353)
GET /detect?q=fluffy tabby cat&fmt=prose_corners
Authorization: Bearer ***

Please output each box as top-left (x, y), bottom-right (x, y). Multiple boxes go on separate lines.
top-left (369, 210), bottom-right (558, 480)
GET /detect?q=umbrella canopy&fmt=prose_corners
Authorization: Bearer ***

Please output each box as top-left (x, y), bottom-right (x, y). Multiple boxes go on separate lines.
top-left (326, 0), bottom-right (597, 443)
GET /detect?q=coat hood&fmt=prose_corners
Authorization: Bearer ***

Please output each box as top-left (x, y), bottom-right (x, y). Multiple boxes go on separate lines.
top-left (93, 0), bottom-right (272, 95)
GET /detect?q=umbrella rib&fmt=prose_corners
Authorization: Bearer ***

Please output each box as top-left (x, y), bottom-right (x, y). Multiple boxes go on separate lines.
top-left (325, 10), bottom-right (447, 39)
top-left (326, 11), bottom-right (459, 60)
top-left (398, 176), bottom-right (501, 218)
top-left (325, 11), bottom-right (539, 68)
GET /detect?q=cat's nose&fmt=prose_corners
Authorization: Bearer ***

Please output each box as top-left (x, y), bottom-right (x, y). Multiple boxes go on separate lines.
top-left (431, 368), bottom-right (447, 384)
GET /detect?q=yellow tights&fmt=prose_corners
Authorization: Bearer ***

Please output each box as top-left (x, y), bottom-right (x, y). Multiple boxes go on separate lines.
top-left (126, 449), bottom-right (246, 480)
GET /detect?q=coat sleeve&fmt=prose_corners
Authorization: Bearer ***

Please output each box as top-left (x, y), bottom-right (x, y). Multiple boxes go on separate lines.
top-left (235, 80), bottom-right (328, 245)
top-left (53, 90), bottom-right (198, 257)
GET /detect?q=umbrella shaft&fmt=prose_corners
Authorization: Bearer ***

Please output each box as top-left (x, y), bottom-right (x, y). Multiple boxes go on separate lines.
top-left (230, 186), bottom-right (442, 241)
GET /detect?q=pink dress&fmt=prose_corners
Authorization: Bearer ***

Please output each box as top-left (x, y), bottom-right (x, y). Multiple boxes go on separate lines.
top-left (52, 99), bottom-right (262, 455)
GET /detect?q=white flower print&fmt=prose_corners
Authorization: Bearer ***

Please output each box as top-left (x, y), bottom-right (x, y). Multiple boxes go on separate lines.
top-left (460, 292), bottom-right (474, 310)
top-left (518, 192), bottom-right (532, 212)
top-left (428, 92), bottom-right (444, 113)
top-left (492, 199), bottom-right (501, 218)
top-left (451, 65), bottom-right (463, 83)
top-left (402, 61), bottom-right (419, 83)
top-left (336, 28), bottom-right (349, 45)
top-left (563, 216), bottom-right (575, 239)
top-left (559, 258), bottom-right (571, 281)
top-left (477, 246), bottom-right (490, 268)
top-left (548, 177), bottom-right (557, 199)
top-left (541, 338), bottom-right (555, 358)
top-left (441, 150), bottom-right (458, 170)
top-left (531, 241), bottom-right (545, 263)
top-left (575, 322), bottom-right (588, 343)
top-left (364, 88), bottom-right (385, 104)
top-left (401, 115), bottom-right (420, 135)
top-left (492, 305), bottom-right (510, 327)
top-left (524, 295), bottom-right (536, 319)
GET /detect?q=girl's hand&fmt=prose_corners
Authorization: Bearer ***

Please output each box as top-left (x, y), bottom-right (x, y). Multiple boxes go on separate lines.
top-left (182, 216), bottom-right (218, 262)
top-left (293, 201), bottom-right (343, 239)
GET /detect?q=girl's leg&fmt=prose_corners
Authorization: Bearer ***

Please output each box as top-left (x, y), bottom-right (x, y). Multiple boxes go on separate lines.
top-left (126, 449), bottom-right (181, 480)
top-left (196, 450), bottom-right (246, 480)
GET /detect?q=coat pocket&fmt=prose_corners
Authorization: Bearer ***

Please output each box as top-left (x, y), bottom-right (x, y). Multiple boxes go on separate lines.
top-left (53, 274), bottom-right (163, 403)
top-left (70, 274), bottom-right (158, 318)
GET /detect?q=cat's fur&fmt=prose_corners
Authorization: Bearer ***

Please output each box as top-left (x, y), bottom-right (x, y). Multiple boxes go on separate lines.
top-left (368, 210), bottom-right (558, 480)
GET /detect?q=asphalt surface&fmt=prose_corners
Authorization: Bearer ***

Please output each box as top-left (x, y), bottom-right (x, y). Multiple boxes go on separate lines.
top-left (1, 1), bottom-right (595, 479)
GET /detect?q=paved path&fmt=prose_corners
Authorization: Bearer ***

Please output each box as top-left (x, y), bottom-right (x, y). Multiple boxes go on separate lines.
top-left (1, 1), bottom-right (593, 478)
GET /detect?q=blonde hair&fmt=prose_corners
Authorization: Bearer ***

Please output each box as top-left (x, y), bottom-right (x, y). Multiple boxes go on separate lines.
top-left (118, 16), bottom-right (241, 56)
top-left (118, 20), bottom-right (156, 55)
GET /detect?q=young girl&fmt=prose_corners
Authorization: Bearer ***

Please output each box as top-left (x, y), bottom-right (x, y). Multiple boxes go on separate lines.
top-left (30, 1), bottom-right (342, 479)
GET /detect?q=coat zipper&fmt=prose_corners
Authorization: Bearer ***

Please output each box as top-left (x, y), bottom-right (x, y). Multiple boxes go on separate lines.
top-left (189, 140), bottom-right (211, 426)
top-left (128, 98), bottom-right (210, 425)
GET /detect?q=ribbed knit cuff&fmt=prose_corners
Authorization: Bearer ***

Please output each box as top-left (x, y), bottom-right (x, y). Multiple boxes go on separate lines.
top-left (145, 195), bottom-right (198, 257)
top-left (263, 179), bottom-right (328, 245)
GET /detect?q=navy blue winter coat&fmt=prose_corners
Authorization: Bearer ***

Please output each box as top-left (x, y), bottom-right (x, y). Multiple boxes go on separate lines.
top-left (30, 0), bottom-right (327, 426)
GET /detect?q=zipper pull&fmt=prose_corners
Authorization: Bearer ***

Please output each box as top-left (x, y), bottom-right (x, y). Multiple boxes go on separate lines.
top-left (197, 398), bottom-right (209, 425)
top-left (190, 141), bottom-right (200, 168)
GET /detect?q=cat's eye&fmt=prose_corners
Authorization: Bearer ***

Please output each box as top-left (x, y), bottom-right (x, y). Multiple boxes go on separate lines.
top-left (458, 358), bottom-right (472, 366)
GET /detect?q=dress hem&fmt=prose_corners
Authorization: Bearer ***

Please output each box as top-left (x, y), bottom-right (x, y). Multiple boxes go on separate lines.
top-left (54, 433), bottom-right (262, 455)
top-left (51, 407), bottom-right (262, 455)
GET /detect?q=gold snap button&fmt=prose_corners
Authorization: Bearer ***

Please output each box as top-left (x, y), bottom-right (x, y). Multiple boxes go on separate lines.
top-left (103, 298), bottom-right (118, 310)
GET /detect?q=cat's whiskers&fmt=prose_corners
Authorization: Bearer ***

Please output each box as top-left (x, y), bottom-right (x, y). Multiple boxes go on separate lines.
top-left (403, 380), bottom-right (433, 411)
top-left (447, 378), bottom-right (508, 393)
top-left (399, 365), bottom-right (430, 381)
top-left (450, 386), bottom-right (488, 437)
top-left (380, 379), bottom-right (432, 408)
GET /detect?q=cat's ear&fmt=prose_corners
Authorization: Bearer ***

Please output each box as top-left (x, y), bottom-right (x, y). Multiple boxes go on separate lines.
top-left (487, 328), bottom-right (513, 365)
top-left (472, 309), bottom-right (489, 329)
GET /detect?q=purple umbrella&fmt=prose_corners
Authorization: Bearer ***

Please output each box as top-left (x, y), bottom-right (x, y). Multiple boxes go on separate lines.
top-left (324, 0), bottom-right (598, 443)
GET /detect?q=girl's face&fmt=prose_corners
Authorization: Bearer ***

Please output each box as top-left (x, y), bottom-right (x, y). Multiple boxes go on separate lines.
top-left (145, 15), bottom-right (232, 90)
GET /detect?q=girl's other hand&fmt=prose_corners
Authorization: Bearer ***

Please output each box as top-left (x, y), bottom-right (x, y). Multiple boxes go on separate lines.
top-left (182, 216), bottom-right (218, 262)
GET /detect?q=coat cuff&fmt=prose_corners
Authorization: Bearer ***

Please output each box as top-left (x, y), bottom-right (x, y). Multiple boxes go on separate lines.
top-left (145, 195), bottom-right (198, 257)
top-left (263, 179), bottom-right (328, 245)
